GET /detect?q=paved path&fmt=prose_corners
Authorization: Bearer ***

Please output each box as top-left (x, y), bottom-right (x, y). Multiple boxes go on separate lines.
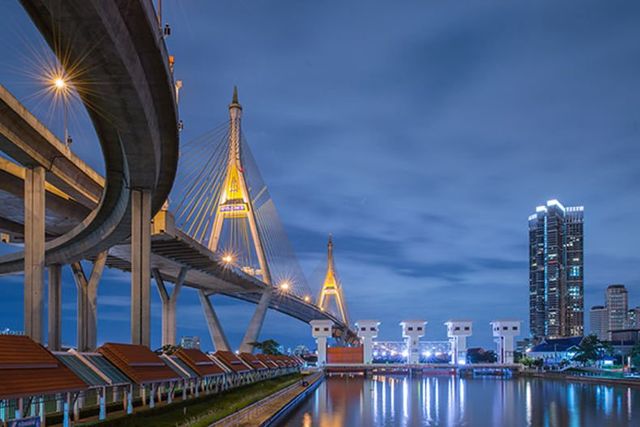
top-left (212, 372), bottom-right (323, 427)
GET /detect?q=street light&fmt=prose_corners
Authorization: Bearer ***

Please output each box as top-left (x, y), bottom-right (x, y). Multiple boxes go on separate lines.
top-left (279, 281), bottom-right (290, 291)
top-left (51, 75), bottom-right (71, 147)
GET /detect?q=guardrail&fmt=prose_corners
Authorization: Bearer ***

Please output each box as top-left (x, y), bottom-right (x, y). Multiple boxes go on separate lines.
top-left (212, 373), bottom-right (322, 427)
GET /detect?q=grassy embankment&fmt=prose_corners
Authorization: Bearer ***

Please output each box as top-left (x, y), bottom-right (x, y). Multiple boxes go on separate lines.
top-left (82, 373), bottom-right (304, 427)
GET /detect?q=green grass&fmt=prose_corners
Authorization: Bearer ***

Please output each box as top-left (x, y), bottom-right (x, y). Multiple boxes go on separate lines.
top-left (83, 373), bottom-right (303, 427)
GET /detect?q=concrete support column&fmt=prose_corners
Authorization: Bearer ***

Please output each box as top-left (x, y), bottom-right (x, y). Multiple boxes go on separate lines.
top-left (198, 290), bottom-right (231, 351)
top-left (490, 320), bottom-right (521, 364)
top-left (48, 264), bottom-right (63, 350)
top-left (239, 288), bottom-right (272, 353)
top-left (401, 320), bottom-right (426, 364)
top-left (311, 320), bottom-right (334, 365)
top-left (24, 166), bottom-right (45, 343)
top-left (71, 252), bottom-right (107, 351)
top-left (153, 267), bottom-right (187, 346)
top-left (131, 189), bottom-right (151, 346)
top-left (445, 321), bottom-right (472, 365)
top-left (99, 388), bottom-right (106, 420)
top-left (356, 320), bottom-right (380, 364)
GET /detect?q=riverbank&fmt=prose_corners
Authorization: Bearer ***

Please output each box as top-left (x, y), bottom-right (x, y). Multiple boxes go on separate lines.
top-left (521, 370), bottom-right (640, 387)
top-left (80, 373), bottom-right (304, 427)
top-left (213, 371), bottom-right (323, 427)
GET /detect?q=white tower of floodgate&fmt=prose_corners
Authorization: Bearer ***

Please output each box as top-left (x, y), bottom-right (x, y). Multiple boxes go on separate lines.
top-left (490, 320), bottom-right (521, 364)
top-left (310, 319), bottom-right (334, 365)
top-left (400, 320), bottom-right (426, 364)
top-left (445, 320), bottom-right (472, 365)
top-left (356, 320), bottom-right (380, 364)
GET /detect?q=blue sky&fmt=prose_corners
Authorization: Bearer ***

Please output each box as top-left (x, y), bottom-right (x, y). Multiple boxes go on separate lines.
top-left (1, 0), bottom-right (640, 351)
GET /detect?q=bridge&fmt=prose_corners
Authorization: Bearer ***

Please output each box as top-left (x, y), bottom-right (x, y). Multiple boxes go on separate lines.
top-left (0, 0), bottom-right (357, 354)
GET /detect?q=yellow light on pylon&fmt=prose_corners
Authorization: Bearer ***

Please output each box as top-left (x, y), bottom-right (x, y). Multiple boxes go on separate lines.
top-left (279, 281), bottom-right (290, 291)
top-left (222, 253), bottom-right (234, 264)
top-left (304, 295), bottom-right (311, 303)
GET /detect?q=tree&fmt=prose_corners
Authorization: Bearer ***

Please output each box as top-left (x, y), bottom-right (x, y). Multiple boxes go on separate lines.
top-left (467, 348), bottom-right (498, 364)
top-left (250, 339), bottom-right (282, 355)
top-left (572, 334), bottom-right (610, 366)
top-left (629, 342), bottom-right (640, 368)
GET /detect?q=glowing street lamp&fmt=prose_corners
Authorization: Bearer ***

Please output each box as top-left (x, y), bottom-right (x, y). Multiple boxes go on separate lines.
top-left (303, 295), bottom-right (311, 303)
top-left (51, 75), bottom-right (71, 147)
top-left (279, 281), bottom-right (290, 292)
top-left (222, 254), bottom-right (234, 264)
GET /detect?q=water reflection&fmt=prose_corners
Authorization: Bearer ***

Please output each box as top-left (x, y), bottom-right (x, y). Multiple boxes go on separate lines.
top-left (280, 375), bottom-right (640, 427)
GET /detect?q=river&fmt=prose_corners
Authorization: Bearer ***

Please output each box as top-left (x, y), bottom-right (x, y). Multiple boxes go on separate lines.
top-left (278, 374), bottom-right (640, 426)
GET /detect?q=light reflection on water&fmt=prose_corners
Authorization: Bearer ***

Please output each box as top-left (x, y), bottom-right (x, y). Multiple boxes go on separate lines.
top-left (279, 375), bottom-right (640, 427)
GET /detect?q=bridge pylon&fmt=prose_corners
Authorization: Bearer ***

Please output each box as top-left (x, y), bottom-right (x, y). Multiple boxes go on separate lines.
top-left (207, 88), bottom-right (273, 353)
top-left (317, 235), bottom-right (350, 326)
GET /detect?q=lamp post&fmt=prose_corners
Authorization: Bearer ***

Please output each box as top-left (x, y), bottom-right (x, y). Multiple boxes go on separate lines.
top-left (53, 76), bottom-right (70, 147)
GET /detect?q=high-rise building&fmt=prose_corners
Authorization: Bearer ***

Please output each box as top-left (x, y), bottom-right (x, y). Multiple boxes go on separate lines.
top-left (529, 200), bottom-right (584, 339)
top-left (605, 284), bottom-right (628, 338)
top-left (626, 306), bottom-right (640, 329)
top-left (589, 305), bottom-right (608, 341)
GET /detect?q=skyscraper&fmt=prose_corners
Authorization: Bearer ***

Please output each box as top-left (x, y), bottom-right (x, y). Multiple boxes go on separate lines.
top-left (626, 306), bottom-right (640, 329)
top-left (605, 284), bottom-right (628, 338)
top-left (529, 200), bottom-right (584, 339)
top-left (589, 305), bottom-right (608, 340)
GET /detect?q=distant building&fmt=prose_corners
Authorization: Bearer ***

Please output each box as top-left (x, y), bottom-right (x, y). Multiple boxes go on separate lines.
top-left (625, 306), bottom-right (640, 329)
top-left (527, 336), bottom-right (583, 366)
top-left (589, 305), bottom-right (608, 341)
top-left (529, 200), bottom-right (584, 338)
top-left (606, 285), bottom-right (628, 339)
top-left (180, 336), bottom-right (201, 349)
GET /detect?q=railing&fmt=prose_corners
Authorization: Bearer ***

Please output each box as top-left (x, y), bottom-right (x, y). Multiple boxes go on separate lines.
top-left (211, 372), bottom-right (322, 427)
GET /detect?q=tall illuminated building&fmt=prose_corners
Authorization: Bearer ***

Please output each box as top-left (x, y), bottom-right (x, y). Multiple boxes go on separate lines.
top-left (529, 200), bottom-right (584, 339)
top-left (605, 284), bottom-right (628, 338)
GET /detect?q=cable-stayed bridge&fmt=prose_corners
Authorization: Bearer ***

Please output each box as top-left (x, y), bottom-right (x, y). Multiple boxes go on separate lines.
top-left (0, 0), bottom-right (357, 353)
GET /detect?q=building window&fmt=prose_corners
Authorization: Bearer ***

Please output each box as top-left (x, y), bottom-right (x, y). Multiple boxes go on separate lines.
top-left (314, 327), bottom-right (319, 332)
top-left (512, 326), bottom-right (518, 330)
top-left (455, 327), bottom-right (460, 331)
top-left (417, 327), bottom-right (423, 331)
top-left (408, 327), bottom-right (413, 331)
top-left (361, 327), bottom-right (366, 331)
top-left (503, 326), bottom-right (508, 330)
top-left (370, 327), bottom-right (375, 331)
top-left (324, 327), bottom-right (329, 331)
top-left (464, 327), bottom-right (470, 331)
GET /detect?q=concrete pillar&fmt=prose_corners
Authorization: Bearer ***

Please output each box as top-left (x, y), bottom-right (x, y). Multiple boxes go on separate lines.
top-left (239, 288), bottom-right (272, 353)
top-left (355, 320), bottom-right (380, 364)
top-left (99, 388), bottom-right (106, 420)
top-left (310, 319), bottom-right (333, 365)
top-left (126, 387), bottom-right (133, 414)
top-left (24, 166), bottom-right (45, 343)
top-left (131, 189), bottom-right (151, 346)
top-left (445, 320), bottom-right (472, 365)
top-left (71, 252), bottom-right (107, 351)
top-left (63, 398), bottom-right (70, 427)
top-left (490, 320), bottom-right (521, 364)
top-left (400, 320), bottom-right (426, 364)
top-left (153, 267), bottom-right (187, 346)
top-left (198, 290), bottom-right (231, 351)
top-left (48, 264), bottom-right (63, 350)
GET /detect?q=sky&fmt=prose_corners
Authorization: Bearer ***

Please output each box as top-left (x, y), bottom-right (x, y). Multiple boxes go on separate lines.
top-left (0, 0), bottom-right (640, 351)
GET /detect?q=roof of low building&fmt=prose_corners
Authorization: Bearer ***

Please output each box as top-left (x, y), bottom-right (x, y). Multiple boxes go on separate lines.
top-left (212, 351), bottom-right (252, 373)
top-left (255, 354), bottom-right (279, 368)
top-left (530, 337), bottom-right (583, 353)
top-left (175, 348), bottom-right (225, 377)
top-left (238, 352), bottom-right (268, 370)
top-left (0, 335), bottom-right (87, 399)
top-left (98, 343), bottom-right (180, 385)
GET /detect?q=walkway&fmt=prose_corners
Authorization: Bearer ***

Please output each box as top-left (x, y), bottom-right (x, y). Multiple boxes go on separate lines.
top-left (212, 372), bottom-right (322, 427)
